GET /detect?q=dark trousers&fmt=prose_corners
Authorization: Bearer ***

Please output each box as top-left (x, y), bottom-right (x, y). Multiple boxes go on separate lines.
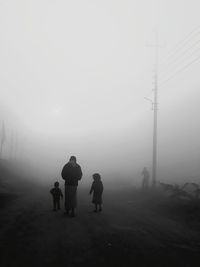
top-left (53, 198), bottom-right (60, 210)
top-left (64, 185), bottom-right (77, 210)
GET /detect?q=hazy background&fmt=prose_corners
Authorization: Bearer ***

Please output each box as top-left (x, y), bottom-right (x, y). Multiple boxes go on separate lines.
top-left (0, 0), bottom-right (199, 186)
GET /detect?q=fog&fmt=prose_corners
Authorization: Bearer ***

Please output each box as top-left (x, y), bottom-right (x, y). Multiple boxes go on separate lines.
top-left (0, 0), bottom-right (200, 186)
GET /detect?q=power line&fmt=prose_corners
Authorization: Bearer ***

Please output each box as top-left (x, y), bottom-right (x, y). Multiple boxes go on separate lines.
top-left (157, 26), bottom-right (200, 84)
top-left (145, 27), bottom-right (200, 186)
top-left (159, 26), bottom-right (200, 65)
top-left (159, 54), bottom-right (200, 86)
top-left (159, 38), bottom-right (200, 75)
top-left (159, 46), bottom-right (200, 80)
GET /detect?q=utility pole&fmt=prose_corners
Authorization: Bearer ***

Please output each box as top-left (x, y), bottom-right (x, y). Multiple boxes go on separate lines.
top-left (152, 44), bottom-right (158, 187)
top-left (9, 130), bottom-right (14, 161)
top-left (0, 121), bottom-right (6, 159)
top-left (14, 132), bottom-right (18, 161)
top-left (147, 32), bottom-right (162, 187)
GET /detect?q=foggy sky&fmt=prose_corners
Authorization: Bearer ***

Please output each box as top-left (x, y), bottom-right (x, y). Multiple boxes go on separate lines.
top-left (0, 0), bottom-right (200, 185)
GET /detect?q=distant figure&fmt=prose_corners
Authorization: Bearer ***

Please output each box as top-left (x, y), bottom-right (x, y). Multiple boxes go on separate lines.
top-left (141, 167), bottom-right (150, 189)
top-left (61, 156), bottom-right (82, 217)
top-left (50, 181), bottom-right (63, 211)
top-left (89, 173), bottom-right (103, 212)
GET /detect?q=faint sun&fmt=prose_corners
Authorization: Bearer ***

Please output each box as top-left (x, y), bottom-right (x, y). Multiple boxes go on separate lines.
top-left (52, 106), bottom-right (61, 115)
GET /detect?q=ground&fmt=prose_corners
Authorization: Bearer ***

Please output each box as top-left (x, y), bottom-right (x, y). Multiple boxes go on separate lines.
top-left (1, 182), bottom-right (200, 267)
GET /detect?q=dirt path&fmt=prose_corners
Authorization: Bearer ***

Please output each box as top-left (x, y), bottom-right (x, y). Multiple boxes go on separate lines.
top-left (1, 188), bottom-right (200, 267)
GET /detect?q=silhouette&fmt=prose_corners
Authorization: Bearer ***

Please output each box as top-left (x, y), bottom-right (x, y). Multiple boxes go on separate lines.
top-left (50, 181), bottom-right (63, 211)
top-left (61, 156), bottom-right (82, 217)
top-left (89, 173), bottom-right (103, 212)
top-left (141, 167), bottom-right (150, 189)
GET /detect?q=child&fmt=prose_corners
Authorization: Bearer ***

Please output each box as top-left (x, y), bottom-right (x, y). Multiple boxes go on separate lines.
top-left (50, 181), bottom-right (63, 211)
top-left (89, 173), bottom-right (103, 212)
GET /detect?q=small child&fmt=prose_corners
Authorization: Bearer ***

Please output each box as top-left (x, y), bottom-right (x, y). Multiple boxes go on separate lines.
top-left (89, 173), bottom-right (103, 212)
top-left (50, 181), bottom-right (63, 211)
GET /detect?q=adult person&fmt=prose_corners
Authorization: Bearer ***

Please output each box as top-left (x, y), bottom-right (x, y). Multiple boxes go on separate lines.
top-left (141, 167), bottom-right (150, 189)
top-left (61, 156), bottom-right (82, 217)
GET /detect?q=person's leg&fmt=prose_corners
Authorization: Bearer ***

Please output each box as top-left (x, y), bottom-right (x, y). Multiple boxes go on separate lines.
top-left (70, 186), bottom-right (77, 217)
top-left (71, 208), bottom-right (75, 217)
top-left (144, 178), bottom-right (148, 189)
top-left (65, 209), bottom-right (70, 215)
top-left (53, 198), bottom-right (56, 211)
top-left (99, 204), bottom-right (102, 212)
top-left (58, 199), bottom-right (60, 210)
top-left (65, 185), bottom-right (70, 214)
top-left (94, 204), bottom-right (97, 212)
top-left (142, 179), bottom-right (145, 189)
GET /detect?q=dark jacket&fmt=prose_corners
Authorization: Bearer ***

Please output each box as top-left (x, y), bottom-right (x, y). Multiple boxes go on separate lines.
top-left (61, 162), bottom-right (82, 186)
top-left (50, 188), bottom-right (63, 199)
top-left (90, 180), bottom-right (103, 204)
top-left (90, 180), bottom-right (103, 195)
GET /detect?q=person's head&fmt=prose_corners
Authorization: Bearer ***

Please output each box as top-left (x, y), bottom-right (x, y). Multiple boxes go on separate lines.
top-left (69, 156), bottom-right (77, 164)
top-left (54, 181), bottom-right (59, 188)
top-left (93, 173), bottom-right (101, 182)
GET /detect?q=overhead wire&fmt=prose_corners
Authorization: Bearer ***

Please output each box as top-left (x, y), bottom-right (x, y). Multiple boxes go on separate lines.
top-left (159, 25), bottom-right (200, 65)
top-left (156, 26), bottom-right (200, 86)
top-left (159, 38), bottom-right (200, 75)
top-left (159, 54), bottom-right (200, 87)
